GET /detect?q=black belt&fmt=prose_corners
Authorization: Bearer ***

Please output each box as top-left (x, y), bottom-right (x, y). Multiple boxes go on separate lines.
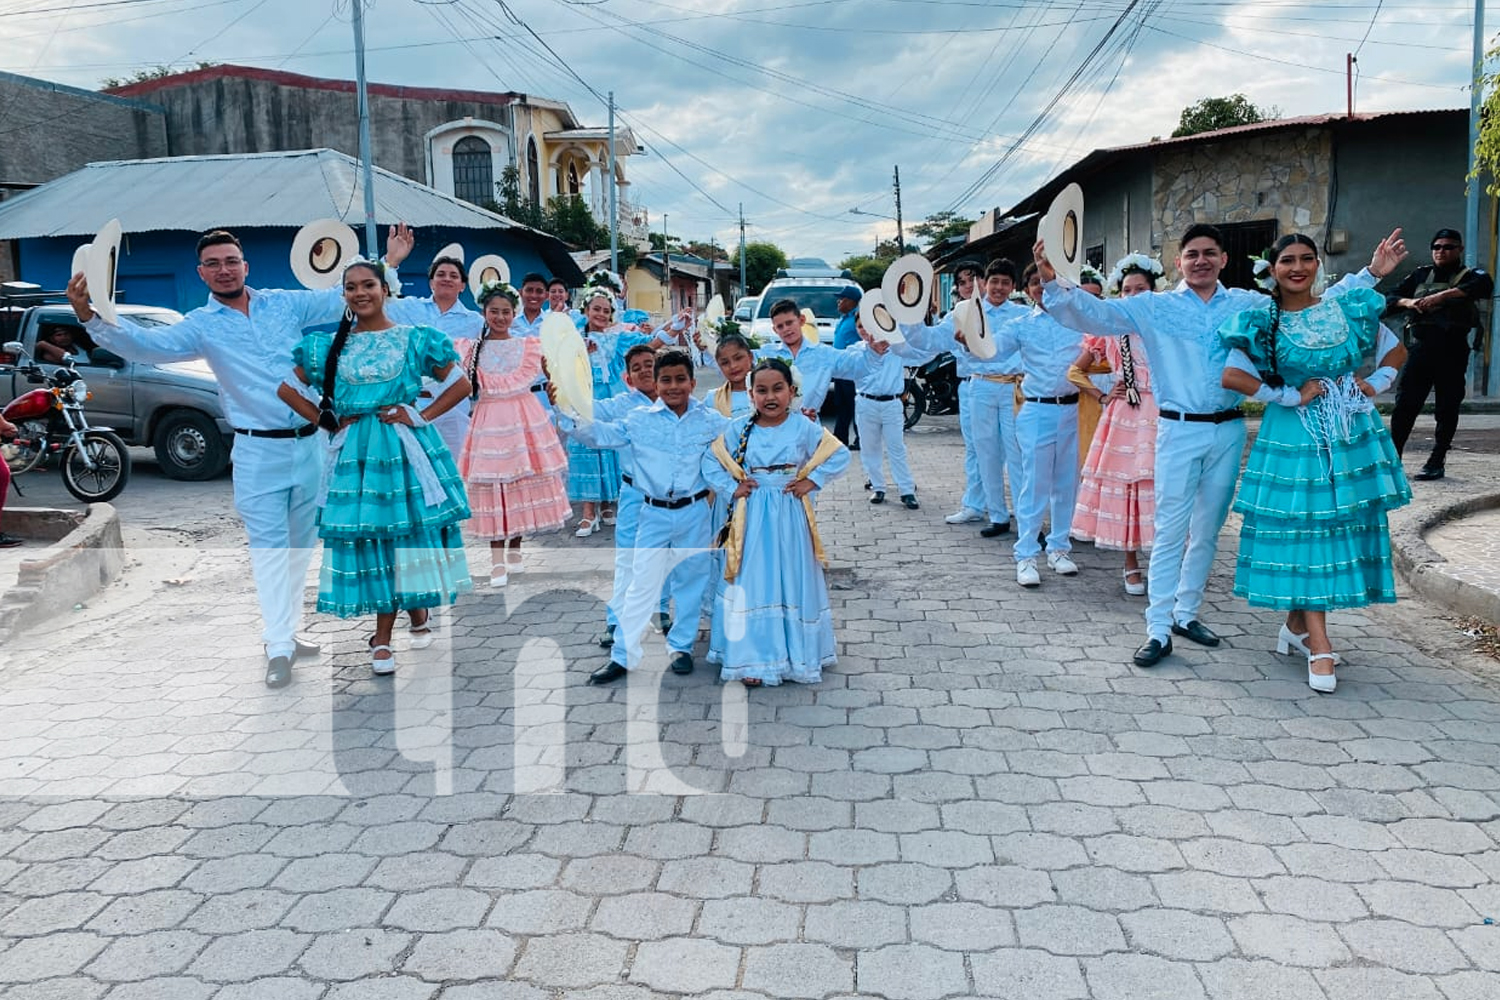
top-left (621, 473), bottom-right (634, 488)
top-left (1158, 407), bottom-right (1244, 424)
top-left (860, 393), bottom-right (899, 402)
top-left (530, 384), bottom-right (547, 392)
top-left (234, 424), bottom-right (317, 439)
top-left (751, 464), bottom-right (797, 473)
top-left (1023, 393), bottom-right (1080, 405)
top-left (642, 488), bottom-right (710, 510)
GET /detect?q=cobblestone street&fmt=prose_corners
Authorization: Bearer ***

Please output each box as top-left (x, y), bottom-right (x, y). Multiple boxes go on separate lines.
top-left (2, 413), bottom-right (1499, 999)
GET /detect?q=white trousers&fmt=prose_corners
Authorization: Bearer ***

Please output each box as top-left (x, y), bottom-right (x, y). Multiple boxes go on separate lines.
top-left (967, 378), bottom-right (1022, 523)
top-left (607, 483), bottom-right (673, 629)
top-left (229, 433), bottom-right (324, 659)
top-left (957, 378), bottom-right (985, 512)
top-left (1146, 418), bottom-right (1246, 642)
top-left (1013, 400), bottom-right (1080, 561)
top-left (855, 396), bottom-right (915, 494)
top-left (611, 498), bottom-right (712, 669)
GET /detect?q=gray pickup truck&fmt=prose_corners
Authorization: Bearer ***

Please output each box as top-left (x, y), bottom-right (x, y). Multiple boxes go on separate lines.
top-left (1, 289), bottom-right (232, 481)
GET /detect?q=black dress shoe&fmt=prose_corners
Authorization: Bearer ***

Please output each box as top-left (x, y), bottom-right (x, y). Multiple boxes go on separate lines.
top-left (652, 612), bottom-right (673, 634)
top-left (292, 638), bottom-right (321, 662)
top-left (265, 655), bottom-right (293, 688)
top-left (1132, 638), bottom-right (1172, 667)
top-left (900, 494), bottom-right (920, 510)
top-left (870, 491), bottom-right (886, 505)
top-left (1415, 465), bottom-right (1445, 481)
top-left (849, 441), bottom-right (860, 451)
top-left (589, 661), bottom-right (629, 685)
top-left (980, 521), bottom-right (1011, 538)
top-left (597, 627), bottom-right (616, 648)
top-left (1171, 620), bottom-right (1221, 647)
top-left (670, 651), bottom-right (695, 675)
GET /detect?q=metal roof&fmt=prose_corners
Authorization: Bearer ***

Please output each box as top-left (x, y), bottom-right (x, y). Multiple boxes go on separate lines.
top-left (0, 148), bottom-right (551, 239)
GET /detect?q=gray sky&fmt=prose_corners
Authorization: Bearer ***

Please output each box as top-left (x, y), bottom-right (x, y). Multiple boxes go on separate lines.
top-left (2, 0), bottom-right (1483, 262)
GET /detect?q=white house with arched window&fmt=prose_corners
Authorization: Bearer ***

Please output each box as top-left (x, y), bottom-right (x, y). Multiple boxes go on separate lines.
top-left (425, 118), bottom-right (513, 205)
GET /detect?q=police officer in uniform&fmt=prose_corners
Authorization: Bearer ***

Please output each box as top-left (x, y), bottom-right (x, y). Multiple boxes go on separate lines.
top-left (1386, 228), bottom-right (1494, 480)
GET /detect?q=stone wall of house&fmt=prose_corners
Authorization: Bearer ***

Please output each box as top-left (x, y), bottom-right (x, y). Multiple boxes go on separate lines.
top-left (1153, 127), bottom-right (1331, 266)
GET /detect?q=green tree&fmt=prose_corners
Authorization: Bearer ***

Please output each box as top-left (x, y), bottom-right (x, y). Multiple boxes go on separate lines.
top-left (647, 232), bottom-right (680, 252)
top-left (912, 210), bottom-right (974, 246)
top-left (838, 255), bottom-right (890, 290)
top-left (543, 195), bottom-right (610, 251)
top-left (732, 241), bottom-right (789, 293)
top-left (683, 240), bottom-right (729, 261)
top-left (495, 165), bottom-right (543, 229)
top-left (1472, 42), bottom-right (1500, 194)
top-left (100, 61), bottom-right (216, 90)
top-left (1171, 94), bottom-right (1279, 138)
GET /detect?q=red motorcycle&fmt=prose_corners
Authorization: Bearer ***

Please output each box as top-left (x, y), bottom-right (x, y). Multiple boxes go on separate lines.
top-left (2, 339), bottom-right (130, 503)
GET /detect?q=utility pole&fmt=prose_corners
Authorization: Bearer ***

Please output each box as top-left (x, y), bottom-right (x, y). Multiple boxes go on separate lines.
top-left (608, 91), bottom-right (619, 275)
top-left (738, 203), bottom-right (747, 296)
top-left (351, 0), bottom-right (378, 257)
top-left (893, 164), bottom-right (905, 254)
top-left (662, 212), bottom-right (670, 314)
top-left (1466, 0), bottom-right (1484, 270)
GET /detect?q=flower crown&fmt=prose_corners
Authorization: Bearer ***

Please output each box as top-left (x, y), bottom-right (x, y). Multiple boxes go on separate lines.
top-left (1079, 264), bottom-right (1108, 288)
top-left (1249, 253), bottom-right (1276, 292)
top-left (1106, 252), bottom-right (1165, 295)
top-left (476, 279), bottom-right (519, 306)
top-left (582, 286), bottom-right (616, 308)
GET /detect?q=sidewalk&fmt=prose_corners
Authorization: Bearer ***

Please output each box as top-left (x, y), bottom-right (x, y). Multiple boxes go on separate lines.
top-left (1, 409), bottom-right (1499, 999)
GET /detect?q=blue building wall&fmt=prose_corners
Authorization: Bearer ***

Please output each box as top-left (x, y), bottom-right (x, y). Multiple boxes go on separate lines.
top-left (17, 226), bottom-right (568, 315)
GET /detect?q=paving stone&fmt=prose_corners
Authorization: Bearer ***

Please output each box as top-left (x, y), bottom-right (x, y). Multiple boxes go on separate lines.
top-left (297, 929), bottom-right (410, 980)
top-left (954, 865), bottom-right (1056, 907)
top-left (1431, 971), bottom-right (1500, 1000)
top-left (464, 853), bottom-right (562, 890)
top-left (591, 893), bottom-right (696, 939)
top-left (1314, 967), bottom-right (1445, 1000)
top-left (629, 938), bottom-right (739, 994)
top-left (86, 930), bottom-right (209, 982)
top-left (436, 984), bottom-right (548, 1000)
top-left (1085, 834), bottom-right (1185, 873)
top-left (486, 889), bottom-right (592, 934)
top-left (559, 856), bottom-right (658, 895)
top-left (284, 889), bottom-right (395, 932)
top-left (512, 933), bottom-right (628, 988)
top-left (275, 854), bottom-right (377, 892)
top-left (187, 929), bottom-right (310, 982)
top-left (1119, 908), bottom-right (1234, 960)
top-left (1357, 881), bottom-right (1481, 927)
top-left (1151, 872), bottom-right (1263, 914)
top-left (857, 863), bottom-right (951, 904)
top-left (0, 979), bottom-right (107, 1000)
top-left (1051, 867), bottom-right (1157, 911)
top-left (1253, 876), bottom-right (1369, 922)
top-left (402, 930), bottom-right (517, 980)
top-left (1179, 838), bottom-right (1285, 877)
top-left (322, 980), bottom-right (438, 1000)
top-left (856, 943), bottom-right (967, 1000)
top-left (742, 943), bottom-right (853, 998)
top-left (1228, 913), bottom-right (1352, 968)
top-left (1014, 905), bottom-right (1126, 955)
top-left (1193, 959), bottom-right (1328, 1000)
top-left (808, 828), bottom-right (901, 865)
top-left (1335, 920), bottom-right (1468, 974)
top-left (656, 858), bottom-right (754, 898)
top-left (7, 891), bottom-right (112, 935)
top-left (910, 902), bottom-right (1014, 951)
top-left (970, 949), bottom-right (1087, 999)
top-left (0, 933), bottom-right (108, 982)
top-left (182, 889), bottom-right (294, 933)
top-left (1082, 953), bottom-right (1205, 1000)
top-left (759, 861), bottom-right (854, 903)
top-left (715, 825), bottom-right (806, 863)
top-left (698, 897), bottom-right (800, 945)
top-left (383, 888), bottom-right (492, 931)
top-left (897, 830), bottom-right (994, 867)
top-left (802, 900), bottom-right (907, 948)
top-left (202, 977), bottom-right (324, 1000)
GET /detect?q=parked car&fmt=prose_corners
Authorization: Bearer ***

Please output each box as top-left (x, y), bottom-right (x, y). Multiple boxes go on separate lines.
top-left (0, 285), bottom-right (233, 481)
top-left (732, 296), bottom-right (759, 323)
top-left (746, 276), bottom-right (852, 347)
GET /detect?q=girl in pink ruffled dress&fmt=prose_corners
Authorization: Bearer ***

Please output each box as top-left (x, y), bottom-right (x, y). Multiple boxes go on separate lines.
top-left (455, 281), bottom-right (572, 587)
top-left (1070, 259), bottom-right (1161, 596)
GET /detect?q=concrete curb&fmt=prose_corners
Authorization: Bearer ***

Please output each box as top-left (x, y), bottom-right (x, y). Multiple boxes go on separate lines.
top-left (1392, 489), bottom-right (1500, 626)
top-left (0, 504), bottom-right (124, 644)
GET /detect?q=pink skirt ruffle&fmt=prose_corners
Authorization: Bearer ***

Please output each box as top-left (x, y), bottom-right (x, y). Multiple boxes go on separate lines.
top-left (1072, 394), bottom-right (1158, 551)
top-left (467, 475), bottom-right (572, 541)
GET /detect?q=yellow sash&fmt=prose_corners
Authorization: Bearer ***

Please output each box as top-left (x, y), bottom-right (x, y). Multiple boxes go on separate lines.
top-left (711, 383), bottom-right (736, 416)
top-left (709, 427), bottom-right (843, 582)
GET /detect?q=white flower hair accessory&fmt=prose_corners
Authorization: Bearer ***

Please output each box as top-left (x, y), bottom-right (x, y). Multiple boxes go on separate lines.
top-left (1106, 252), bottom-right (1165, 295)
top-left (1250, 255), bottom-right (1275, 291)
top-left (582, 286), bottom-right (616, 308)
top-left (1079, 264), bottom-right (1108, 288)
top-left (476, 279), bottom-right (519, 306)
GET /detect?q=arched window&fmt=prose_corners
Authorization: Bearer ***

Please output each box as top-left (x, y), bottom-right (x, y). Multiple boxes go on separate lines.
top-left (567, 162), bottom-right (581, 196)
top-left (526, 137), bottom-right (540, 202)
top-left (452, 136), bottom-right (493, 204)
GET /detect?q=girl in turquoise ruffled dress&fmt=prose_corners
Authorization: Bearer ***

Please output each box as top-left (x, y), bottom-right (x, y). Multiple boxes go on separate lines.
top-left (1219, 234), bottom-right (1410, 693)
top-left (278, 260), bottom-right (473, 676)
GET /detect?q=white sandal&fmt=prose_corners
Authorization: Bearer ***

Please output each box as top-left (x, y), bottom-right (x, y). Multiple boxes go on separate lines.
top-left (1277, 623), bottom-right (1311, 656)
top-left (1122, 568), bottom-right (1146, 596)
top-left (489, 565), bottom-right (509, 589)
top-left (575, 517), bottom-right (599, 538)
top-left (506, 552), bottom-right (525, 574)
top-left (1307, 651), bottom-right (1340, 693)
top-left (371, 644), bottom-right (396, 675)
top-left (409, 610), bottom-right (436, 648)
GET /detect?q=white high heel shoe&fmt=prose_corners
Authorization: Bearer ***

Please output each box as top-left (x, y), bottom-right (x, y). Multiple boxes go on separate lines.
top-left (1307, 651), bottom-right (1340, 693)
top-left (1276, 623), bottom-right (1311, 656)
top-left (1122, 568), bottom-right (1146, 596)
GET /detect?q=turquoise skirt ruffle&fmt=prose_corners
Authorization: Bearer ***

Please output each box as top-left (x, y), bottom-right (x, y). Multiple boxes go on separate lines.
top-left (316, 416), bottom-right (472, 617)
top-left (1232, 405), bottom-right (1410, 611)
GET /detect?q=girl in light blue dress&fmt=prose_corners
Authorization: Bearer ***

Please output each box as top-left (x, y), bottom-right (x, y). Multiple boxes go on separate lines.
top-left (1218, 233), bottom-right (1409, 693)
top-left (567, 288), bottom-right (655, 536)
top-left (703, 358), bottom-right (850, 687)
top-left (279, 260), bottom-right (472, 675)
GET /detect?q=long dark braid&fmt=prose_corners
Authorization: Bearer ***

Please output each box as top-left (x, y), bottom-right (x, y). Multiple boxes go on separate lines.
top-left (467, 335), bottom-right (486, 401)
top-left (319, 261), bottom-right (387, 430)
top-left (732, 411), bottom-right (759, 468)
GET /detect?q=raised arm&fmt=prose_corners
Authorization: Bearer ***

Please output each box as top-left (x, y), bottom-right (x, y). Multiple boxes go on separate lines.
top-left (68, 273), bottom-right (207, 362)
